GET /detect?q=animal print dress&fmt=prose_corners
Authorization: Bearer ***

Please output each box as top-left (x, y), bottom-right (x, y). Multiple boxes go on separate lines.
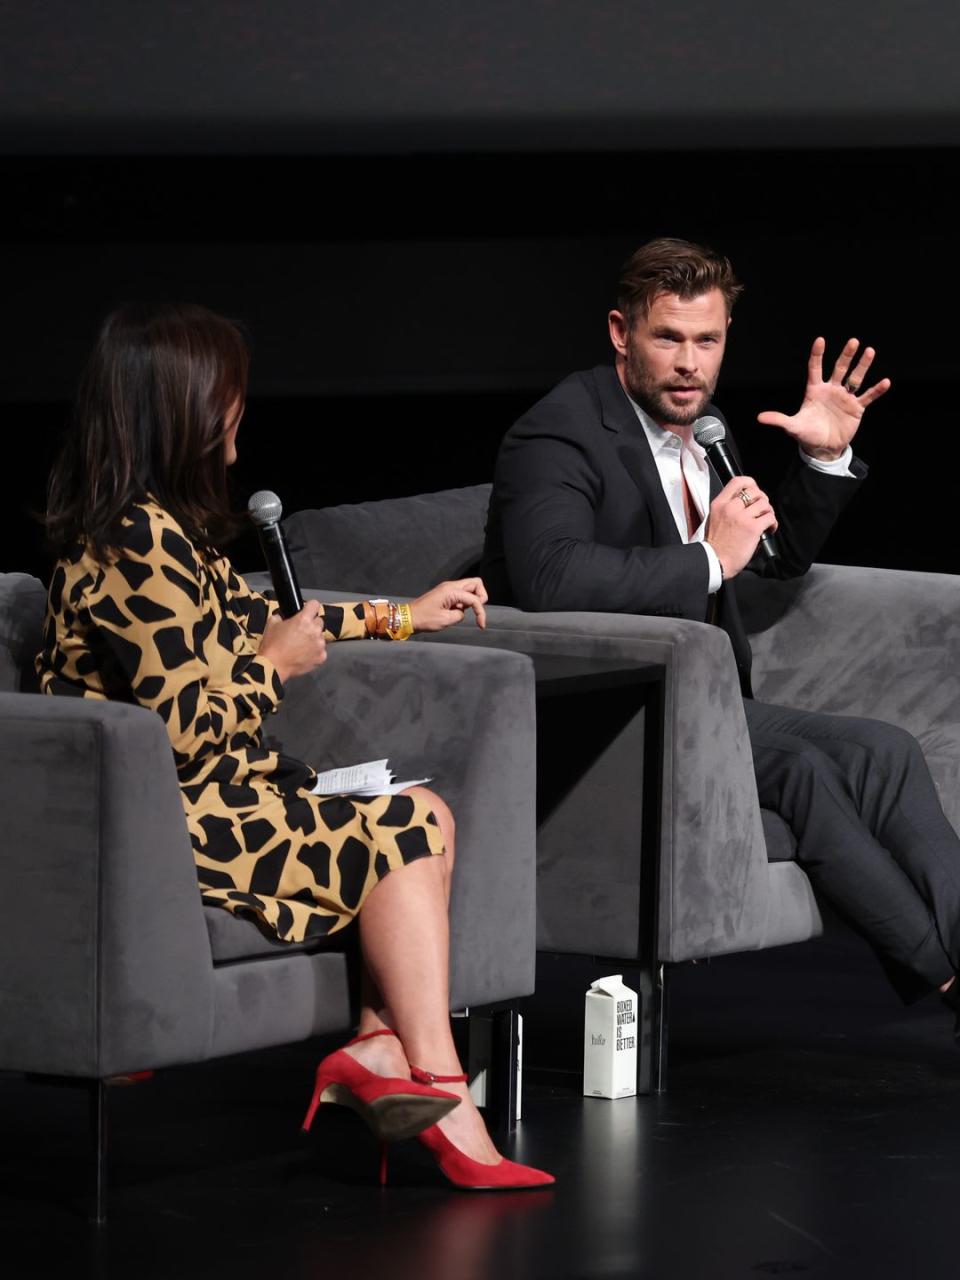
top-left (36, 499), bottom-right (444, 943)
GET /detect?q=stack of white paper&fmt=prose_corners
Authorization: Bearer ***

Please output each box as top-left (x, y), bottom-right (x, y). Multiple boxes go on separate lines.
top-left (310, 758), bottom-right (431, 797)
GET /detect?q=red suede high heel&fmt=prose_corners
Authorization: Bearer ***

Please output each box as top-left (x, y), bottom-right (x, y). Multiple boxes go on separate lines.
top-left (301, 1030), bottom-right (462, 1143)
top-left (408, 1066), bottom-right (556, 1191)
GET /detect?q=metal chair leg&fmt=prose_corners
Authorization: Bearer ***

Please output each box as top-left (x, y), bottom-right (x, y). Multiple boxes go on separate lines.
top-left (486, 1005), bottom-right (520, 1136)
top-left (88, 1079), bottom-right (107, 1226)
top-left (654, 963), bottom-right (669, 1095)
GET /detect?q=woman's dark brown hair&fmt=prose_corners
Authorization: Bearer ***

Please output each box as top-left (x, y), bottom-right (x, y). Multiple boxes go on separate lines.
top-left (617, 237), bottom-right (743, 326)
top-left (44, 302), bottom-right (250, 560)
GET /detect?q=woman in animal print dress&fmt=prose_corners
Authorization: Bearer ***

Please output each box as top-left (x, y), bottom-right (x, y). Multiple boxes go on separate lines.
top-left (37, 303), bottom-right (552, 1191)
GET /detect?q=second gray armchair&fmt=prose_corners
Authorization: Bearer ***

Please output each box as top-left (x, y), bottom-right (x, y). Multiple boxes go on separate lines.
top-left (273, 484), bottom-right (960, 1088)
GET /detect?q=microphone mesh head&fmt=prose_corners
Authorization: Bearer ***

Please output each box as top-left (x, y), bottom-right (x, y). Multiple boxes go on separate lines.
top-left (692, 416), bottom-right (726, 448)
top-left (247, 490), bottom-right (283, 527)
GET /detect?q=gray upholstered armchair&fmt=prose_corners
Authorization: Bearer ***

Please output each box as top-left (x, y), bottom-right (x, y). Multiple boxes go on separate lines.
top-left (275, 484), bottom-right (960, 1089)
top-left (0, 570), bottom-right (537, 1220)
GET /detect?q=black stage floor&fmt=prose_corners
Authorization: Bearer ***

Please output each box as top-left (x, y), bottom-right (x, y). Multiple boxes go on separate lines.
top-left (3, 924), bottom-right (958, 1280)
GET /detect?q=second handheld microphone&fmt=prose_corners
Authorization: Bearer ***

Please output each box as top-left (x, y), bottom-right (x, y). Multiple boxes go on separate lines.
top-left (692, 416), bottom-right (780, 563)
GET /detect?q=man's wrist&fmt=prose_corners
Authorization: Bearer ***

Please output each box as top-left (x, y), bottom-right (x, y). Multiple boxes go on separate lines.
top-left (702, 540), bottom-right (724, 593)
top-left (798, 443), bottom-right (855, 476)
top-left (801, 446), bottom-right (845, 462)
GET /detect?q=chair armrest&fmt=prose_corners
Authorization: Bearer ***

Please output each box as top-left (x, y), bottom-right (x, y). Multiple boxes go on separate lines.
top-left (269, 641), bottom-right (538, 1007)
top-left (424, 608), bottom-right (772, 965)
top-left (0, 694), bottom-right (215, 1078)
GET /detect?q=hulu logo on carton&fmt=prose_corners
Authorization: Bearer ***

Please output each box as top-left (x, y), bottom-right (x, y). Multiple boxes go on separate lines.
top-left (583, 975), bottom-right (638, 1099)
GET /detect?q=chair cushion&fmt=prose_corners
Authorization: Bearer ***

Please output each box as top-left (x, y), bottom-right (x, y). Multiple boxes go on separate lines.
top-left (0, 573), bottom-right (46, 692)
top-left (203, 904), bottom-right (329, 963)
top-left (284, 484), bottom-right (492, 596)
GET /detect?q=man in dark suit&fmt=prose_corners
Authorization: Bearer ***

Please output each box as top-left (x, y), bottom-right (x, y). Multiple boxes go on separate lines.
top-left (483, 236), bottom-right (960, 1019)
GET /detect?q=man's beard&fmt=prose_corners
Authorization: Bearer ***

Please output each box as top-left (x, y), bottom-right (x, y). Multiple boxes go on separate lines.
top-left (623, 347), bottom-right (715, 427)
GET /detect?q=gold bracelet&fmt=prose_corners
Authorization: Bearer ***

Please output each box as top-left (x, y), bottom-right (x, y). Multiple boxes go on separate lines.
top-left (367, 599), bottom-right (413, 640)
top-left (383, 601), bottom-right (414, 641)
top-left (394, 602), bottom-right (414, 640)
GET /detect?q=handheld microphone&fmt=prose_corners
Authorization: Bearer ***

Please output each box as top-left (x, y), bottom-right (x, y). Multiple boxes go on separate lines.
top-left (693, 416), bottom-right (780, 562)
top-left (247, 490), bottom-right (304, 617)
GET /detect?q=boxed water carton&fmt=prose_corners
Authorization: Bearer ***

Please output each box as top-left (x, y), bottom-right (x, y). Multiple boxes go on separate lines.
top-left (583, 974), bottom-right (638, 1099)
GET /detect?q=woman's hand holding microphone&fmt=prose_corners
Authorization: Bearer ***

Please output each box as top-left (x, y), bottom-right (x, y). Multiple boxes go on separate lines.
top-left (259, 601), bottom-right (329, 683)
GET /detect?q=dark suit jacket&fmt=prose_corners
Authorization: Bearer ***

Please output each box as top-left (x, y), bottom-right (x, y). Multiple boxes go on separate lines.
top-left (481, 364), bottom-right (868, 696)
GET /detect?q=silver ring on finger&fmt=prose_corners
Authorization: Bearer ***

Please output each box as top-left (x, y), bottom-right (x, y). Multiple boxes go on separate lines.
top-left (845, 381), bottom-right (860, 395)
top-left (737, 488), bottom-right (755, 508)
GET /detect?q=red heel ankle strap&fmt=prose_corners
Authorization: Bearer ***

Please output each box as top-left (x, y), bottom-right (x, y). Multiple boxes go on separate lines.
top-left (348, 1029), bottom-right (398, 1046)
top-left (409, 1065), bottom-right (468, 1085)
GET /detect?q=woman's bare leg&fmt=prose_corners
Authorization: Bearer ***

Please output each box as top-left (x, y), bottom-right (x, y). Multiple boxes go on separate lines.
top-left (346, 788), bottom-right (500, 1163)
top-left (357, 787), bottom-right (456, 1040)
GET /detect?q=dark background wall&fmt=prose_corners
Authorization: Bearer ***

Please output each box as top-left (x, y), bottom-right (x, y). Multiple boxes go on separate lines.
top-left (3, 4), bottom-right (959, 582)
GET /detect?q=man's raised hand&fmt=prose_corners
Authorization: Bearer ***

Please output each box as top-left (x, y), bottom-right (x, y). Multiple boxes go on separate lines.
top-left (756, 337), bottom-right (891, 461)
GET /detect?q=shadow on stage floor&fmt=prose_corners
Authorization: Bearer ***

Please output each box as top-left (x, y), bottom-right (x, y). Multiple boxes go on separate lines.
top-left (3, 921), bottom-right (957, 1280)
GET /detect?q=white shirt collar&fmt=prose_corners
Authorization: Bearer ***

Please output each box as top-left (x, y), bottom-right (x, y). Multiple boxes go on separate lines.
top-left (625, 392), bottom-right (706, 461)
top-left (622, 389), bottom-right (713, 549)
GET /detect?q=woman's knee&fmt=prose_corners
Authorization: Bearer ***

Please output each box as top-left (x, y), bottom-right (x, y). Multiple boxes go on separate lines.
top-left (404, 786), bottom-right (456, 861)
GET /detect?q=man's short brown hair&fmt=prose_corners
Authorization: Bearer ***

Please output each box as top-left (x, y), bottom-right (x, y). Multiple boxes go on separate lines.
top-left (617, 237), bottom-right (743, 325)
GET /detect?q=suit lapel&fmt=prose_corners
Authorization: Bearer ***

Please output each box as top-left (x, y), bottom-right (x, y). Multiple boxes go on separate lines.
top-left (595, 366), bottom-right (683, 547)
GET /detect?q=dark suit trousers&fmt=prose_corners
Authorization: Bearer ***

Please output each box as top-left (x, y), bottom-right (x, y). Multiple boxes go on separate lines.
top-left (745, 699), bottom-right (960, 1000)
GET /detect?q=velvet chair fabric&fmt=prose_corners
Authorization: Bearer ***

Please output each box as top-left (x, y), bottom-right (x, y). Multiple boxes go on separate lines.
top-left (283, 485), bottom-right (491, 598)
top-left (279, 489), bottom-right (960, 969)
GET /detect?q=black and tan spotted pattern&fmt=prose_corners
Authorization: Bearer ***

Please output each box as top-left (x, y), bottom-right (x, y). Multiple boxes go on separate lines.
top-left (37, 500), bottom-right (444, 942)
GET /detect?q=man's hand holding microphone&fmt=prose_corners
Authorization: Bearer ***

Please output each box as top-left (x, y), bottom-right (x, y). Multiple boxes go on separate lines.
top-left (704, 475), bottom-right (779, 581)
